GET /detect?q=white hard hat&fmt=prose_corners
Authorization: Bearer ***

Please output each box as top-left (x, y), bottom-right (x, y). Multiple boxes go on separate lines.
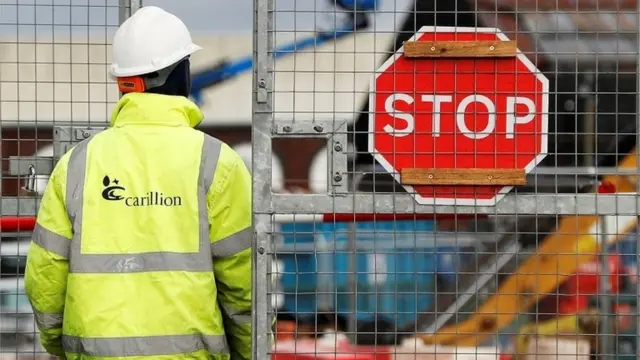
top-left (109, 6), bottom-right (202, 78)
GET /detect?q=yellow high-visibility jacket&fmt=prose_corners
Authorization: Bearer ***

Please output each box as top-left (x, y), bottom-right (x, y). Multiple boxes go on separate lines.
top-left (24, 92), bottom-right (253, 360)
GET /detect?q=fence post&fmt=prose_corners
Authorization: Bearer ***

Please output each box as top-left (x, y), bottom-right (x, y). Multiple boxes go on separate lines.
top-left (252, 0), bottom-right (274, 358)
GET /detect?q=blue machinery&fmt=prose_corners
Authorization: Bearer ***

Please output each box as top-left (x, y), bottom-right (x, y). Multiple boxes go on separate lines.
top-left (275, 219), bottom-right (475, 328)
top-left (188, 0), bottom-right (378, 106)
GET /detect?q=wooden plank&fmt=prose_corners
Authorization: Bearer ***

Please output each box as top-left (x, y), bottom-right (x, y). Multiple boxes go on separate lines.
top-left (404, 40), bottom-right (517, 58)
top-left (400, 168), bottom-right (527, 186)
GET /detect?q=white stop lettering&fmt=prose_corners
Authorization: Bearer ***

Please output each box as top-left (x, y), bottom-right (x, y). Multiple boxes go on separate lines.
top-left (382, 93), bottom-right (536, 139)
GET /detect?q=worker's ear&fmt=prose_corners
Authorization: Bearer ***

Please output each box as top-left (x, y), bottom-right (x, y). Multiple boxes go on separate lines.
top-left (117, 76), bottom-right (146, 93)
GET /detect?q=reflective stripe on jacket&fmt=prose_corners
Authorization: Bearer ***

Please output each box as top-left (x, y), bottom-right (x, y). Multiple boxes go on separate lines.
top-left (24, 92), bottom-right (253, 360)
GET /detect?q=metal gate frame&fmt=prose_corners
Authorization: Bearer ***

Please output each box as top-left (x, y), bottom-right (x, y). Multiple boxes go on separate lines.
top-left (1, 0), bottom-right (639, 359)
top-left (251, 1), bottom-right (640, 360)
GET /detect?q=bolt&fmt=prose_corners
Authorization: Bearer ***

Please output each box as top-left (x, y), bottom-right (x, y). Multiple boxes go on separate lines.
top-left (489, 45), bottom-right (495, 51)
top-left (258, 79), bottom-right (266, 87)
top-left (258, 246), bottom-right (265, 254)
top-left (430, 46), bottom-right (436, 51)
top-left (283, 125), bottom-right (292, 133)
top-left (333, 173), bottom-right (343, 182)
top-left (487, 175), bottom-right (493, 180)
top-left (313, 125), bottom-right (324, 133)
top-left (428, 174), bottom-right (434, 179)
top-left (334, 143), bottom-right (343, 152)
top-left (83, 131), bottom-right (90, 138)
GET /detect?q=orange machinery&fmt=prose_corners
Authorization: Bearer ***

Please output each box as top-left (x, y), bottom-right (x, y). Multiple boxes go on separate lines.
top-left (418, 150), bottom-right (639, 346)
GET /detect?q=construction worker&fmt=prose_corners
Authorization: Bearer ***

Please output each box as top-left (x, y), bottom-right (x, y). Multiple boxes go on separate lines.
top-left (24, 6), bottom-right (252, 360)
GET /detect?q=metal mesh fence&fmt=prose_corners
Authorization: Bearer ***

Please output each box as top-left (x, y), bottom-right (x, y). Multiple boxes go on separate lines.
top-left (0, 0), bottom-right (639, 359)
top-left (0, 0), bottom-right (124, 357)
top-left (253, 1), bottom-right (640, 360)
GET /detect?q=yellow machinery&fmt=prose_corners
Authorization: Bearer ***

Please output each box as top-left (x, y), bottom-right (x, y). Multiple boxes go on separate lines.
top-left (418, 150), bottom-right (639, 347)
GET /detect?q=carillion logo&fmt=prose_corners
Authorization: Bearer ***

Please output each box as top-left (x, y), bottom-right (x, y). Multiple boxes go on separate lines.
top-left (101, 176), bottom-right (183, 207)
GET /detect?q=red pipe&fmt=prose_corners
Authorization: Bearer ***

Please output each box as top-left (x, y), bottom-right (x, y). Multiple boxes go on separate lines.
top-left (0, 214), bottom-right (486, 230)
top-left (0, 216), bottom-right (37, 232)
top-left (323, 213), bottom-right (487, 222)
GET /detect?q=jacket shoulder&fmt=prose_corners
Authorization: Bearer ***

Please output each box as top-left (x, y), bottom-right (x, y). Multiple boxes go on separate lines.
top-left (52, 134), bottom-right (93, 175)
top-left (202, 134), bottom-right (249, 199)
top-left (202, 133), bottom-right (245, 169)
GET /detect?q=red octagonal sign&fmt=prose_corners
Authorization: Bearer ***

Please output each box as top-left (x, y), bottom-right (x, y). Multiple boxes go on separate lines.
top-left (369, 26), bottom-right (549, 206)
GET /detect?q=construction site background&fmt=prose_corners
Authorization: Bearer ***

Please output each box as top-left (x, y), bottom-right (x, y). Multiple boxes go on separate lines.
top-left (0, 0), bottom-right (639, 359)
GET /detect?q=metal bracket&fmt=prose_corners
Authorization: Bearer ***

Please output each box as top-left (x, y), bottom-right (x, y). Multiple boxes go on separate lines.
top-left (9, 157), bottom-right (54, 176)
top-left (272, 119), bottom-right (349, 194)
top-left (6, 125), bottom-right (107, 196)
top-left (54, 126), bottom-right (107, 159)
top-left (272, 120), bottom-right (346, 136)
top-left (256, 79), bottom-right (268, 104)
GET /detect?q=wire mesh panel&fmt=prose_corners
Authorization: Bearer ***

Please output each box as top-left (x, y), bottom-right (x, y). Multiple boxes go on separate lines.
top-left (252, 0), bottom-right (640, 360)
top-left (0, 0), bottom-right (129, 357)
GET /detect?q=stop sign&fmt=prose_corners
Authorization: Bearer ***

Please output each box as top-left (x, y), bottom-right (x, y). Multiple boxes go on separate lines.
top-left (369, 26), bottom-right (549, 206)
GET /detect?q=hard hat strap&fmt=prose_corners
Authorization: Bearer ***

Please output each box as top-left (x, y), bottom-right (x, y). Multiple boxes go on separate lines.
top-left (143, 58), bottom-right (186, 90)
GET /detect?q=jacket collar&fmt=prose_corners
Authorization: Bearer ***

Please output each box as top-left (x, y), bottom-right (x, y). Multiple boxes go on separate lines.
top-left (110, 92), bottom-right (204, 128)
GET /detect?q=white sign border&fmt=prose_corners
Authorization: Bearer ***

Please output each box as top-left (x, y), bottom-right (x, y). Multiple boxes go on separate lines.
top-left (368, 26), bottom-right (550, 206)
